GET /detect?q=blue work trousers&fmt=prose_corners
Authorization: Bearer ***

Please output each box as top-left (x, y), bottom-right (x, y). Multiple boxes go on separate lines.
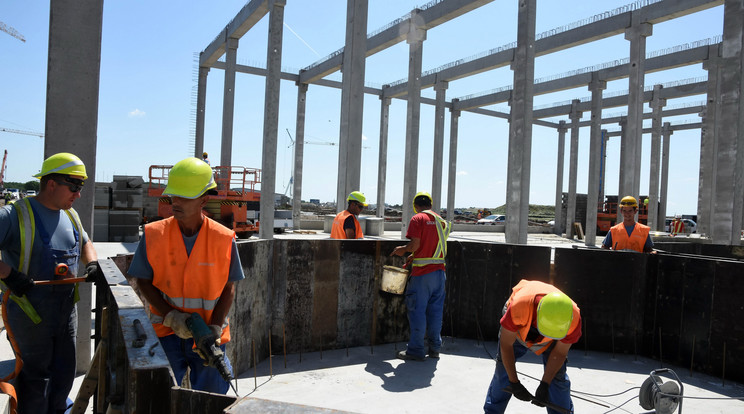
top-left (484, 340), bottom-right (574, 414)
top-left (159, 334), bottom-right (233, 394)
top-left (404, 269), bottom-right (446, 358)
top-left (6, 286), bottom-right (77, 414)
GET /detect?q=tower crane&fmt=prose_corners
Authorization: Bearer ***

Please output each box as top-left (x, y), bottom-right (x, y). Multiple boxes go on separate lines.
top-left (0, 21), bottom-right (26, 42)
top-left (0, 128), bottom-right (44, 138)
top-left (0, 150), bottom-right (7, 189)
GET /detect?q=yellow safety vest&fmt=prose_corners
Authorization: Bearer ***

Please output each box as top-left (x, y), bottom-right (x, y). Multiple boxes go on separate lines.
top-left (0, 198), bottom-right (84, 323)
top-left (411, 210), bottom-right (451, 267)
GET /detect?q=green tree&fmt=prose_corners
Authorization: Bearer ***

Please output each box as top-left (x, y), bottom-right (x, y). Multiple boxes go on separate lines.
top-left (24, 181), bottom-right (40, 192)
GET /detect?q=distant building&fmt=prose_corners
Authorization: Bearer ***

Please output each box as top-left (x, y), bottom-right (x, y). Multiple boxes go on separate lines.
top-left (310, 198), bottom-right (320, 205)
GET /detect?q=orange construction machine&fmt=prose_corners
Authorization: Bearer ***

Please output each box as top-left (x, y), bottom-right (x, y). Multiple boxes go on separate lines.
top-left (596, 195), bottom-right (649, 234)
top-left (147, 165), bottom-right (261, 238)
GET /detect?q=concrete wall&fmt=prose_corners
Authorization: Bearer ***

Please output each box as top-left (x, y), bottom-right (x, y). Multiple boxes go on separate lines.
top-left (114, 238), bottom-right (744, 383)
top-left (554, 248), bottom-right (744, 382)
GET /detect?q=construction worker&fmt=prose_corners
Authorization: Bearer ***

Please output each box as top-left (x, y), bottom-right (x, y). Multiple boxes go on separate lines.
top-left (391, 192), bottom-right (450, 361)
top-left (484, 279), bottom-right (581, 414)
top-left (330, 191), bottom-right (367, 239)
top-left (601, 196), bottom-right (655, 253)
top-left (128, 157), bottom-right (244, 393)
top-left (202, 151), bottom-right (210, 165)
top-left (0, 152), bottom-right (102, 414)
top-left (670, 215), bottom-right (685, 236)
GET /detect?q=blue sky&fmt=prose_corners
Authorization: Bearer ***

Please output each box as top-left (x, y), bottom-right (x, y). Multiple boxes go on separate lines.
top-left (0, 1), bottom-right (723, 215)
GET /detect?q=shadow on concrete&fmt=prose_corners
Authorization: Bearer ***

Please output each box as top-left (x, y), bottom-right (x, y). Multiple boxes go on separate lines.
top-left (364, 358), bottom-right (437, 392)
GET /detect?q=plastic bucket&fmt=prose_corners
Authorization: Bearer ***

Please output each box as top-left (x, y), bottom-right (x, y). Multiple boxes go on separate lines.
top-left (381, 265), bottom-right (409, 294)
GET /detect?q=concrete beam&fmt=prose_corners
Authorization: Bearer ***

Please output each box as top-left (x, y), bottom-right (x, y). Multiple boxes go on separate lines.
top-left (388, 0), bottom-right (720, 100)
top-left (200, 0), bottom-right (270, 67)
top-left (533, 81), bottom-right (707, 119)
top-left (604, 122), bottom-right (701, 137)
top-left (300, 0), bottom-right (494, 83)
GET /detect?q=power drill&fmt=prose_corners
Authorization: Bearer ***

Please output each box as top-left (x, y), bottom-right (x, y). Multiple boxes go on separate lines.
top-left (185, 312), bottom-right (238, 394)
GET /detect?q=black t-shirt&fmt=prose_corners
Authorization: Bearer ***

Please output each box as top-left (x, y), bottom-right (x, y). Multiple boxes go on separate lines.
top-left (343, 215), bottom-right (356, 232)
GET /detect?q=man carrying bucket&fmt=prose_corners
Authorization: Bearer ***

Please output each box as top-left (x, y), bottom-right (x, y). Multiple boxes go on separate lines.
top-left (391, 192), bottom-right (450, 361)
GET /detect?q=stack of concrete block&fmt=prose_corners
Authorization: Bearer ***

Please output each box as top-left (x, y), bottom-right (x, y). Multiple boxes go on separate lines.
top-left (109, 175), bottom-right (144, 242)
top-left (93, 183), bottom-right (111, 242)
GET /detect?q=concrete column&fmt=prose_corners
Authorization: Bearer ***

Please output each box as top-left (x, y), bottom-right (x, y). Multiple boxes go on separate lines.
top-left (376, 94), bottom-right (391, 218)
top-left (698, 44), bottom-right (722, 236)
top-left (586, 75), bottom-right (606, 246)
top-left (259, 0), bottom-right (285, 240)
top-left (622, 13), bottom-right (652, 200)
top-left (194, 65), bottom-right (209, 158)
top-left (401, 16), bottom-right (426, 238)
top-left (617, 116), bottom-right (628, 224)
top-left (600, 129), bottom-right (608, 203)
top-left (220, 37), bottom-right (239, 168)
top-left (505, 0), bottom-right (536, 245)
top-left (45, 0), bottom-right (103, 374)
top-left (554, 121), bottom-right (567, 236)
top-left (712, 0), bottom-right (744, 245)
top-left (446, 100), bottom-right (461, 225)
top-left (292, 83), bottom-right (308, 230)
top-left (431, 79), bottom-right (448, 213)
top-left (336, 0), bottom-right (369, 212)
top-left (648, 85), bottom-right (666, 231)
top-left (659, 122), bottom-right (673, 224)
top-left (566, 100), bottom-right (582, 239)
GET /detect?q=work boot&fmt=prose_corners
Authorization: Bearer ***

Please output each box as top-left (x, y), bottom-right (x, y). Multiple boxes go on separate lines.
top-left (428, 349), bottom-right (440, 359)
top-left (397, 350), bottom-right (425, 361)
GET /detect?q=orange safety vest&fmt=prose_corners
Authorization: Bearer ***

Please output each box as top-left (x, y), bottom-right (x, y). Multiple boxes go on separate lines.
top-left (609, 222), bottom-right (650, 253)
top-left (507, 279), bottom-right (581, 355)
top-left (330, 210), bottom-right (363, 239)
top-left (145, 216), bottom-right (234, 344)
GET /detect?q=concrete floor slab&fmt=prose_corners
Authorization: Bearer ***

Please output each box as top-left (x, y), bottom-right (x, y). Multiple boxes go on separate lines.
top-left (228, 338), bottom-right (744, 413)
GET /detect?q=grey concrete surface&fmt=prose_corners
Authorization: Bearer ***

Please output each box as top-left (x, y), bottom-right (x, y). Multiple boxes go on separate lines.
top-left (228, 338), bottom-right (744, 413)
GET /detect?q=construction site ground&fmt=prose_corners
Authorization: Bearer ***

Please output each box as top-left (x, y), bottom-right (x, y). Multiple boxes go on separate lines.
top-left (0, 231), bottom-right (741, 413)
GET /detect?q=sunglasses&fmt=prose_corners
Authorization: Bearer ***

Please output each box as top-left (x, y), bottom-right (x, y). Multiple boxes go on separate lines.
top-left (54, 178), bottom-right (85, 193)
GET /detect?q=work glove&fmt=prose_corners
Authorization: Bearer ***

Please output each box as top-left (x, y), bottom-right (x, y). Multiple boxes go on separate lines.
top-left (163, 310), bottom-right (192, 339)
top-left (4, 268), bottom-right (35, 297)
top-left (532, 381), bottom-right (550, 407)
top-left (506, 380), bottom-right (533, 402)
top-left (85, 260), bottom-right (105, 284)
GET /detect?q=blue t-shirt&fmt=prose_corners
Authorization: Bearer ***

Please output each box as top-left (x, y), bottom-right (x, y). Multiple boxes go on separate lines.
top-left (127, 230), bottom-right (245, 283)
top-left (602, 223), bottom-right (654, 251)
top-left (0, 198), bottom-right (89, 279)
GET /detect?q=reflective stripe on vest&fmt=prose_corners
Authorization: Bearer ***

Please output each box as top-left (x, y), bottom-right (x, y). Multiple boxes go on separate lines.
top-left (507, 279), bottom-right (581, 356)
top-left (412, 210), bottom-right (451, 267)
top-left (145, 216), bottom-right (234, 343)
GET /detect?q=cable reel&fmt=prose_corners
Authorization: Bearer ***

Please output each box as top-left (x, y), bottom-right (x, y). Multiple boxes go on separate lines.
top-left (639, 368), bottom-right (683, 414)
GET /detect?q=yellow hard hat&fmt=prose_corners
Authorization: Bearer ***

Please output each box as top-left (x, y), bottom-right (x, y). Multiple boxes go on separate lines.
top-left (163, 157), bottom-right (216, 199)
top-left (34, 152), bottom-right (88, 180)
top-left (412, 191), bottom-right (433, 210)
top-left (620, 196), bottom-right (638, 208)
top-left (347, 191), bottom-right (368, 207)
top-left (203, 152), bottom-right (208, 157)
top-left (536, 292), bottom-right (574, 340)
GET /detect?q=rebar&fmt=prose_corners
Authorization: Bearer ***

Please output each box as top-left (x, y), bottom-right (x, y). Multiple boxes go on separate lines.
top-left (252, 339), bottom-right (257, 390)
top-left (283, 323), bottom-right (287, 369)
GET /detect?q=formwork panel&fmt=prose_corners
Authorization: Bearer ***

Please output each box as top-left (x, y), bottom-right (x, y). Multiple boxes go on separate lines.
top-left (554, 248), bottom-right (648, 355)
top-left (311, 241), bottom-right (340, 348)
top-left (444, 243), bottom-right (550, 342)
top-left (710, 260), bottom-right (744, 383)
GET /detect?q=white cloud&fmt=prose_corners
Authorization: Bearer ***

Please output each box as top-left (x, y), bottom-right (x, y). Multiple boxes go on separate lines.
top-left (128, 109), bottom-right (145, 118)
top-left (457, 171), bottom-right (468, 176)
